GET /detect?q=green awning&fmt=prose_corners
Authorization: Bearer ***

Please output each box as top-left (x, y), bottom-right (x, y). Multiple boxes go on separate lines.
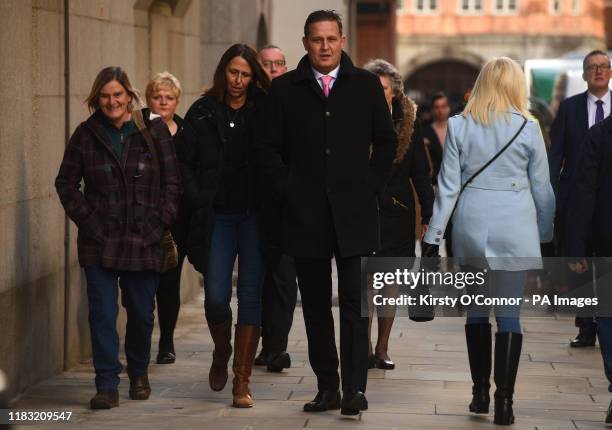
top-left (530, 69), bottom-right (560, 105)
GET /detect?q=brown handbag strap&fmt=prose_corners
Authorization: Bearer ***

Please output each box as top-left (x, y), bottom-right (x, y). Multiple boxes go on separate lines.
top-left (132, 109), bottom-right (165, 187)
top-left (132, 109), bottom-right (156, 152)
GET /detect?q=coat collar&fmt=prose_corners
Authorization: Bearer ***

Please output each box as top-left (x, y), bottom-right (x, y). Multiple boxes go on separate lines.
top-left (141, 107), bottom-right (184, 128)
top-left (391, 98), bottom-right (404, 122)
top-left (292, 51), bottom-right (355, 84)
top-left (84, 109), bottom-right (135, 167)
top-left (195, 85), bottom-right (265, 117)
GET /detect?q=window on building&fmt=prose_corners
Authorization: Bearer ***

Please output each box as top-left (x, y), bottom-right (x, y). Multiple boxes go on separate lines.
top-left (460, 0), bottom-right (483, 13)
top-left (550, 0), bottom-right (561, 14)
top-left (494, 0), bottom-right (518, 13)
top-left (414, 0), bottom-right (438, 13)
top-left (572, 0), bottom-right (581, 14)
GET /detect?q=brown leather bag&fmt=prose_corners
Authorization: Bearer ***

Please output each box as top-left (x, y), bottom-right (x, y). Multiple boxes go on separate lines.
top-left (132, 109), bottom-right (178, 272)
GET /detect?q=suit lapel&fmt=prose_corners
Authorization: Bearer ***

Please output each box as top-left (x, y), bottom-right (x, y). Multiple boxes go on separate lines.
top-left (309, 78), bottom-right (326, 102)
top-left (578, 91), bottom-right (588, 132)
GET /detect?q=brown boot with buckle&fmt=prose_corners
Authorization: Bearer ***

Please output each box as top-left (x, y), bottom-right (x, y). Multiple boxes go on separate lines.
top-left (232, 325), bottom-right (261, 408)
top-left (209, 319), bottom-right (233, 391)
top-left (90, 389), bottom-right (119, 409)
top-left (129, 374), bottom-right (151, 400)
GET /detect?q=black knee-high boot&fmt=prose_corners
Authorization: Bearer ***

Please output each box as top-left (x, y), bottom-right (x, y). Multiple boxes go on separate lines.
top-left (494, 332), bottom-right (523, 425)
top-left (465, 324), bottom-right (492, 413)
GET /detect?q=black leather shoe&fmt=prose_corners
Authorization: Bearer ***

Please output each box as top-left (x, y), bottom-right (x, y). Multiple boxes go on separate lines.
top-left (129, 374), bottom-right (151, 400)
top-left (373, 355), bottom-right (395, 370)
top-left (156, 351), bottom-right (176, 364)
top-left (367, 356), bottom-right (376, 369)
top-left (303, 390), bottom-right (341, 412)
top-left (266, 351), bottom-right (291, 372)
top-left (254, 350), bottom-right (270, 366)
top-left (606, 399), bottom-right (612, 424)
top-left (570, 331), bottom-right (596, 348)
top-left (90, 389), bottom-right (119, 409)
top-left (341, 390), bottom-right (368, 416)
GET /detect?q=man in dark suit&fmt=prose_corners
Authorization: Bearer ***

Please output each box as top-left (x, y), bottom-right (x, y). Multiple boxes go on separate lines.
top-left (549, 49), bottom-right (612, 347)
top-left (254, 45), bottom-right (297, 372)
top-left (565, 112), bottom-right (612, 424)
top-left (256, 10), bottom-right (396, 416)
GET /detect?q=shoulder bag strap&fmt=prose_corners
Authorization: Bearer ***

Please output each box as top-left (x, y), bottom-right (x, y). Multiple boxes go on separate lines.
top-left (458, 116), bottom-right (528, 196)
top-left (444, 117), bottom-right (528, 236)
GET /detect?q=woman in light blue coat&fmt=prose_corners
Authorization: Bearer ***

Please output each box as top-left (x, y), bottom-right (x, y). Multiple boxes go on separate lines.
top-left (422, 57), bottom-right (555, 426)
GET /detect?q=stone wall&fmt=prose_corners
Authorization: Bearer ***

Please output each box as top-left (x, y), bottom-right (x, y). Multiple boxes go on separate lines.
top-left (268, 0), bottom-right (350, 70)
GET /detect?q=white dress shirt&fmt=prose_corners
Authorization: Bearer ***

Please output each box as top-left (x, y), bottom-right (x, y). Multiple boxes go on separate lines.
top-left (587, 90), bottom-right (611, 128)
top-left (312, 65), bottom-right (340, 92)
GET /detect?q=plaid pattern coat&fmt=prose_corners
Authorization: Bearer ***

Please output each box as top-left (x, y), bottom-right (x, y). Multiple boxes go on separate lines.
top-left (55, 109), bottom-right (182, 272)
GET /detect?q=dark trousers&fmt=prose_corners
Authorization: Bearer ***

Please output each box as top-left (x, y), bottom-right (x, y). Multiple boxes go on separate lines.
top-left (598, 317), bottom-right (612, 391)
top-left (594, 260), bottom-right (612, 390)
top-left (84, 266), bottom-right (159, 390)
top-left (156, 252), bottom-right (186, 353)
top-left (295, 255), bottom-right (368, 393)
top-left (261, 254), bottom-right (298, 353)
top-left (569, 269), bottom-right (597, 331)
top-left (556, 212), bottom-right (596, 331)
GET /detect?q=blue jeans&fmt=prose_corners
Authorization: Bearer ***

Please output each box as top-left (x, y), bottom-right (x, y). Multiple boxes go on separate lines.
top-left (204, 213), bottom-right (265, 326)
top-left (84, 266), bottom-right (159, 390)
top-left (466, 270), bottom-right (527, 334)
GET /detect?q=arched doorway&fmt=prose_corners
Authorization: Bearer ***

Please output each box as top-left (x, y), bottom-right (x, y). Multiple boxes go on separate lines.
top-left (405, 60), bottom-right (480, 112)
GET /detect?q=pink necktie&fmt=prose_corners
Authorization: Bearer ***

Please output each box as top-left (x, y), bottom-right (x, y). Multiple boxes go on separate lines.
top-left (320, 75), bottom-right (332, 97)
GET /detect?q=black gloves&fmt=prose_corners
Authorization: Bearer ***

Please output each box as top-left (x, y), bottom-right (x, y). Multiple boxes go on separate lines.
top-left (421, 242), bottom-right (440, 258)
top-left (420, 241), bottom-right (440, 272)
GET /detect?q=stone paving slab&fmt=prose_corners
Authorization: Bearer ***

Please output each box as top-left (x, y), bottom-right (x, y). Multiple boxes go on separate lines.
top-left (10, 292), bottom-right (612, 429)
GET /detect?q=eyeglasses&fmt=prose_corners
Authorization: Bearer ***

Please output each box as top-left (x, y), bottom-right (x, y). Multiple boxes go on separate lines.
top-left (585, 63), bottom-right (611, 73)
top-left (262, 60), bottom-right (286, 68)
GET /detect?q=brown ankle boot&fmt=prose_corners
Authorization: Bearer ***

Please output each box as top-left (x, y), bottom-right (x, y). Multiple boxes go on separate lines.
top-left (90, 389), bottom-right (119, 409)
top-left (209, 320), bottom-right (233, 391)
top-left (232, 325), bottom-right (261, 408)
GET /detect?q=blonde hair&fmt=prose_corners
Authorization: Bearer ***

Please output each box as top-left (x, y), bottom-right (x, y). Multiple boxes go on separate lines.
top-left (463, 57), bottom-right (531, 125)
top-left (145, 71), bottom-right (183, 105)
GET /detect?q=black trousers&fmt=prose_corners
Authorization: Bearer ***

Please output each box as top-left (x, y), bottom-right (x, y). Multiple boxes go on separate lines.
top-left (261, 254), bottom-right (298, 353)
top-left (569, 268), bottom-right (597, 330)
top-left (294, 255), bottom-right (368, 393)
top-left (156, 252), bottom-right (186, 352)
top-left (555, 213), bottom-right (596, 331)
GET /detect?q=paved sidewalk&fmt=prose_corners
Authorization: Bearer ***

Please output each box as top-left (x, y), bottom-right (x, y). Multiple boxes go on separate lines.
top-left (11, 291), bottom-right (612, 429)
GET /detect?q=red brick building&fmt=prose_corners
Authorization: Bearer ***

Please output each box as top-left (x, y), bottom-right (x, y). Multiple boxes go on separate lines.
top-left (394, 0), bottom-right (606, 105)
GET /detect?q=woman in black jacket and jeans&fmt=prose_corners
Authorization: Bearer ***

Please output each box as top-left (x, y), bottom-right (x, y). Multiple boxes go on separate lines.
top-left (177, 44), bottom-right (270, 408)
top-left (144, 71), bottom-right (186, 365)
top-left (363, 59), bottom-right (435, 370)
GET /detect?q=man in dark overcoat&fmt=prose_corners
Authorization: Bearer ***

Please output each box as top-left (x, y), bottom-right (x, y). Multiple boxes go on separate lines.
top-left (566, 113), bottom-right (612, 424)
top-left (549, 50), bottom-right (612, 347)
top-left (255, 10), bottom-right (397, 416)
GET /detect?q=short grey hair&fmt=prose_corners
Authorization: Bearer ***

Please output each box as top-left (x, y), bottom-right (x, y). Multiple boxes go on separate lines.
top-left (363, 58), bottom-right (404, 99)
top-left (258, 44), bottom-right (283, 54)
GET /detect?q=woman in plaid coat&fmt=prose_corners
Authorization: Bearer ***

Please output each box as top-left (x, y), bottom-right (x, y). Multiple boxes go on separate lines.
top-left (55, 67), bottom-right (181, 410)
